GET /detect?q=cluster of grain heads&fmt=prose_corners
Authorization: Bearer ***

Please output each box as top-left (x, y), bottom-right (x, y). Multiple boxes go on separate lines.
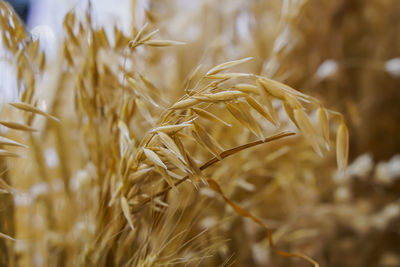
top-left (0, 1), bottom-right (355, 266)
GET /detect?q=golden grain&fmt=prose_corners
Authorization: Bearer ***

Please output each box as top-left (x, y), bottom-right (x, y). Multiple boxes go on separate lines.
top-left (143, 147), bottom-right (168, 169)
top-left (206, 57), bottom-right (253, 76)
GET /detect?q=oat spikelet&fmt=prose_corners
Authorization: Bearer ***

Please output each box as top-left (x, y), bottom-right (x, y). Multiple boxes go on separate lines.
top-left (258, 78), bottom-right (286, 100)
top-left (157, 132), bottom-right (186, 162)
top-left (245, 96), bottom-right (276, 125)
top-left (143, 147), bottom-right (167, 169)
top-left (170, 98), bottom-right (200, 110)
top-left (233, 83), bottom-right (259, 94)
top-left (206, 57), bottom-right (253, 76)
top-left (152, 123), bottom-right (192, 134)
top-left (193, 91), bottom-right (246, 102)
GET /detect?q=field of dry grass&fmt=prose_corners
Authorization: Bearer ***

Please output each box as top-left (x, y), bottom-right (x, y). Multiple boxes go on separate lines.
top-left (0, 0), bottom-right (399, 266)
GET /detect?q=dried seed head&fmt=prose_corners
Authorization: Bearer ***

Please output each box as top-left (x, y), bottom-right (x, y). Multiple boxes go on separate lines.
top-left (170, 98), bottom-right (200, 110)
top-left (193, 90), bottom-right (247, 102)
top-left (245, 96), bottom-right (276, 126)
top-left (152, 123), bottom-right (192, 134)
top-left (143, 147), bottom-right (167, 169)
top-left (233, 83), bottom-right (259, 94)
top-left (157, 132), bottom-right (186, 162)
top-left (206, 57), bottom-right (253, 76)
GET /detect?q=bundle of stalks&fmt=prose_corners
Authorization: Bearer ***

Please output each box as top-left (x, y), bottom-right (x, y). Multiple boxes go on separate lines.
top-left (0, 0), bottom-right (399, 266)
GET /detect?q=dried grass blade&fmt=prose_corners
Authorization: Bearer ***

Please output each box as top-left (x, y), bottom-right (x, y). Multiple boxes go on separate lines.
top-left (0, 121), bottom-right (37, 132)
top-left (143, 148), bottom-right (167, 169)
top-left (206, 57), bottom-right (253, 76)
